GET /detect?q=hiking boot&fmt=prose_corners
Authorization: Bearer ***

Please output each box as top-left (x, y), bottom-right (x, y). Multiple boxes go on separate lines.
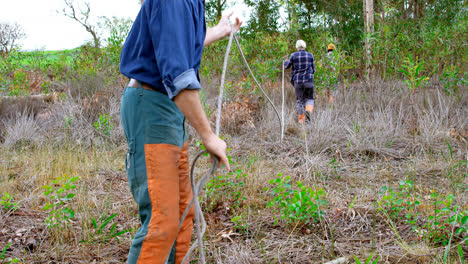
top-left (298, 114), bottom-right (305, 124)
top-left (305, 105), bottom-right (313, 124)
top-left (305, 111), bottom-right (312, 124)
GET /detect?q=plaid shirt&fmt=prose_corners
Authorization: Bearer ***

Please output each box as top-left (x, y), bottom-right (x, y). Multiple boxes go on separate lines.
top-left (284, 50), bottom-right (315, 85)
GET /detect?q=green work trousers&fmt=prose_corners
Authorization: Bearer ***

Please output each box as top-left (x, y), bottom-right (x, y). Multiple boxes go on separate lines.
top-left (120, 84), bottom-right (194, 264)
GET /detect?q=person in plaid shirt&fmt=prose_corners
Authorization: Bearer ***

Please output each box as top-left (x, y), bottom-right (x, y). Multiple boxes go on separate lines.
top-left (284, 39), bottom-right (316, 124)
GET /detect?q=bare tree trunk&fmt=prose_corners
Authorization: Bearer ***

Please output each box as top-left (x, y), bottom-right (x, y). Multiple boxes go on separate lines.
top-left (61, 0), bottom-right (100, 49)
top-left (363, 0), bottom-right (374, 86)
top-left (215, 0), bottom-right (227, 21)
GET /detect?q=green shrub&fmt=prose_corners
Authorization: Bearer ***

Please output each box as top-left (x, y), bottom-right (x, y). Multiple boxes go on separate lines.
top-left (93, 113), bottom-right (113, 136)
top-left (42, 174), bottom-right (78, 228)
top-left (0, 192), bottom-right (18, 212)
top-left (265, 174), bottom-right (327, 226)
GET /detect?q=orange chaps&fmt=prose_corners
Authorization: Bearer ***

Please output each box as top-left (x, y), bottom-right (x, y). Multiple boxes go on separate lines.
top-left (138, 142), bottom-right (195, 264)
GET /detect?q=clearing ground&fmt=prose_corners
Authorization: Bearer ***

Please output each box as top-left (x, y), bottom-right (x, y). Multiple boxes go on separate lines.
top-left (0, 79), bottom-right (467, 263)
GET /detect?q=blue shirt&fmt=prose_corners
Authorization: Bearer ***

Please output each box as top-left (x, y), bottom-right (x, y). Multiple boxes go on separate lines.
top-left (284, 50), bottom-right (315, 85)
top-left (120, 0), bottom-right (206, 99)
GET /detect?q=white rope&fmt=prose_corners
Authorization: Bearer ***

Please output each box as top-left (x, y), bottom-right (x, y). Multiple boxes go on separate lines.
top-left (215, 27), bottom-right (234, 137)
top-left (281, 59), bottom-right (285, 142)
top-left (180, 27), bottom-right (283, 264)
top-left (232, 34), bottom-right (282, 133)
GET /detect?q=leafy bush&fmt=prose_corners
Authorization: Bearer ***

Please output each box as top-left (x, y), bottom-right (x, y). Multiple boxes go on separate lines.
top-left (265, 174), bottom-right (327, 226)
top-left (378, 180), bottom-right (420, 226)
top-left (80, 212), bottom-right (131, 244)
top-left (42, 174), bottom-right (79, 228)
top-left (204, 168), bottom-right (246, 211)
top-left (93, 113), bottom-right (113, 136)
top-left (421, 192), bottom-right (468, 246)
top-left (378, 181), bottom-right (468, 246)
top-left (440, 65), bottom-right (466, 99)
top-left (0, 192), bottom-right (18, 212)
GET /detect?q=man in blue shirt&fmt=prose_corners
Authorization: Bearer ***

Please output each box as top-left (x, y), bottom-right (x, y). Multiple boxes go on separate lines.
top-left (284, 39), bottom-right (316, 124)
top-left (119, 1), bottom-right (241, 263)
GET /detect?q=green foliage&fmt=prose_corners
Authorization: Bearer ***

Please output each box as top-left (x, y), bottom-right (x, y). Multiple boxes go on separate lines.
top-left (97, 16), bottom-right (133, 78)
top-left (0, 243), bottom-right (20, 263)
top-left (440, 65), bottom-right (465, 99)
top-left (400, 55), bottom-right (429, 93)
top-left (63, 116), bottom-right (73, 129)
top-left (378, 180), bottom-right (420, 226)
top-left (378, 180), bottom-right (468, 246)
top-left (265, 174), bottom-right (327, 226)
top-left (0, 192), bottom-right (18, 212)
top-left (457, 244), bottom-right (465, 263)
top-left (80, 212), bottom-right (131, 244)
top-left (422, 192), bottom-right (468, 246)
top-left (93, 114), bottom-right (113, 136)
top-left (42, 174), bottom-right (79, 228)
top-left (205, 168), bottom-right (246, 211)
top-left (353, 253), bottom-right (380, 264)
top-left (230, 212), bottom-right (249, 231)
top-left (9, 69), bottom-right (29, 96)
top-left (244, 0), bottom-right (281, 34)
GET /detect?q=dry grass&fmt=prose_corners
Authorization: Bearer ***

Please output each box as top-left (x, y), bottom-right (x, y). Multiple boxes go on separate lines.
top-left (0, 78), bottom-right (467, 263)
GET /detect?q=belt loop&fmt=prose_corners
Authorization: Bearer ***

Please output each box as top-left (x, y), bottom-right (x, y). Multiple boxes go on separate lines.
top-left (138, 81), bottom-right (143, 96)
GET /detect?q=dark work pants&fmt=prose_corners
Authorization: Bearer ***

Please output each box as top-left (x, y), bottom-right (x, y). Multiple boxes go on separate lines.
top-left (294, 81), bottom-right (315, 115)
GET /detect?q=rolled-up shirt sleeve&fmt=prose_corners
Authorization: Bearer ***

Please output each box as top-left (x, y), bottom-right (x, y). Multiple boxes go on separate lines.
top-left (150, 0), bottom-right (204, 99)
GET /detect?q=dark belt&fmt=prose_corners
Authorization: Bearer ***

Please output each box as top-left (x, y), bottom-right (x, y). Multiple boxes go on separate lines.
top-left (127, 78), bottom-right (155, 91)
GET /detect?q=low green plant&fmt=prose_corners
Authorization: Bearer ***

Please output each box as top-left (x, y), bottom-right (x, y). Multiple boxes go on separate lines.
top-left (9, 69), bottom-right (29, 96)
top-left (457, 244), bottom-right (465, 263)
top-left (353, 253), bottom-right (380, 264)
top-left (42, 174), bottom-right (79, 228)
top-left (440, 65), bottom-right (464, 99)
top-left (399, 55), bottom-right (429, 94)
top-left (265, 174), bottom-right (327, 226)
top-left (81, 212), bottom-right (131, 243)
top-left (378, 180), bottom-right (468, 246)
top-left (0, 243), bottom-right (19, 263)
top-left (204, 169), bottom-right (246, 210)
top-left (422, 192), bottom-right (468, 246)
top-left (442, 141), bottom-right (467, 189)
top-left (329, 157), bottom-right (343, 179)
top-left (63, 116), bottom-right (73, 129)
top-left (378, 180), bottom-right (420, 227)
top-left (93, 113), bottom-right (113, 136)
top-left (0, 192), bottom-right (18, 212)
top-left (230, 212), bottom-right (249, 232)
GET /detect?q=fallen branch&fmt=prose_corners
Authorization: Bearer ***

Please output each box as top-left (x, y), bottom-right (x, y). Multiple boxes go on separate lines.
top-left (323, 257), bottom-right (349, 264)
top-left (0, 93), bottom-right (59, 103)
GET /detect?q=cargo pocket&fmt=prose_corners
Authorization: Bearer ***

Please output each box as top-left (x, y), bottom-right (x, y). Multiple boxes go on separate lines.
top-left (144, 125), bottom-right (183, 148)
top-left (125, 138), bottom-right (137, 194)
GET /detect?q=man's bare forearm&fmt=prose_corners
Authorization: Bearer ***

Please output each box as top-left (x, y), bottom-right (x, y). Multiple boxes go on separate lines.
top-left (173, 89), bottom-right (230, 169)
top-left (174, 89), bottom-right (213, 141)
top-left (204, 26), bottom-right (225, 47)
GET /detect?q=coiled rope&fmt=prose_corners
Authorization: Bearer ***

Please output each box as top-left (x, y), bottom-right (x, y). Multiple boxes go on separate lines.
top-left (178, 26), bottom-right (283, 264)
